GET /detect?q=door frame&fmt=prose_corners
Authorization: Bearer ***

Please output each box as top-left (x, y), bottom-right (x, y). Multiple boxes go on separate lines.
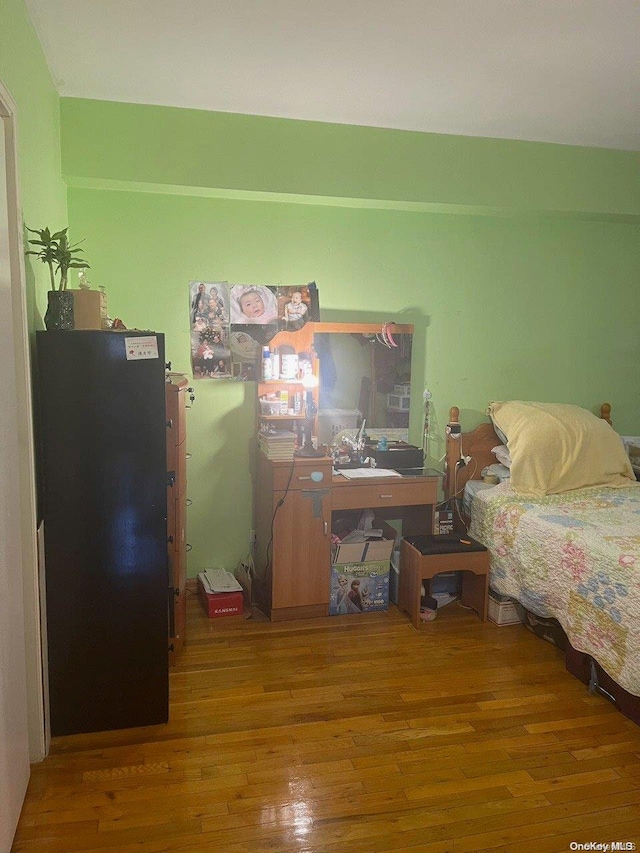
top-left (0, 78), bottom-right (48, 761)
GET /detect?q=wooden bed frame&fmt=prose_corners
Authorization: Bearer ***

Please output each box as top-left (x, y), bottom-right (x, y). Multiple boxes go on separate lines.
top-left (442, 402), bottom-right (639, 726)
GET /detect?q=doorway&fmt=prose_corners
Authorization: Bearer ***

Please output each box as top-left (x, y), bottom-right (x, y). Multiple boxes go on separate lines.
top-left (0, 79), bottom-right (47, 851)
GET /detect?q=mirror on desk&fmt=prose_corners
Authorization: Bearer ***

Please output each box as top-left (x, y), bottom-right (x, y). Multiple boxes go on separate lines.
top-left (313, 326), bottom-right (413, 447)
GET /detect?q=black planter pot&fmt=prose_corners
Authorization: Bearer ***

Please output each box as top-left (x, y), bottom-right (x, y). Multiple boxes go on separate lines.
top-left (44, 290), bottom-right (74, 331)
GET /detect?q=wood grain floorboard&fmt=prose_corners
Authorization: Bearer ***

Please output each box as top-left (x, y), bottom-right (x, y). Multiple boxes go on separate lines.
top-left (11, 590), bottom-right (640, 851)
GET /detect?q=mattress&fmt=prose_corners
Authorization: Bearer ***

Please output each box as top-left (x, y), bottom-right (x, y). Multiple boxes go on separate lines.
top-left (469, 482), bottom-right (640, 696)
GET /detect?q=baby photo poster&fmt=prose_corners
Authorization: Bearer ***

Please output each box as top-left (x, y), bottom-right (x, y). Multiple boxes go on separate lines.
top-left (189, 281), bottom-right (319, 380)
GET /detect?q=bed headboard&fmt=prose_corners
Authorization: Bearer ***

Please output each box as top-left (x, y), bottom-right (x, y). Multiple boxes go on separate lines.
top-left (444, 402), bottom-right (614, 501)
top-left (444, 407), bottom-right (499, 499)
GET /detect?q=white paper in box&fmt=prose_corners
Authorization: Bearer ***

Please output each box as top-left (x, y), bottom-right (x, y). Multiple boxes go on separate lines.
top-left (332, 522), bottom-right (396, 565)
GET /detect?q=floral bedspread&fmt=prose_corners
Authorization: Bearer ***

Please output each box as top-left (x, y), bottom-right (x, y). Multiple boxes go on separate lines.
top-left (470, 482), bottom-right (640, 696)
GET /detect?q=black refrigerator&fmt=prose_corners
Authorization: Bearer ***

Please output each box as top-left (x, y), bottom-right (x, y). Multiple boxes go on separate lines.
top-left (36, 330), bottom-right (169, 736)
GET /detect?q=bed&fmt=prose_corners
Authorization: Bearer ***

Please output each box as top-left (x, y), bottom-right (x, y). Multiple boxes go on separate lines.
top-left (444, 402), bottom-right (640, 724)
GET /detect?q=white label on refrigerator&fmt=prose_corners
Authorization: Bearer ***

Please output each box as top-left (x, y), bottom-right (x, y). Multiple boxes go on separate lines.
top-left (125, 336), bottom-right (159, 360)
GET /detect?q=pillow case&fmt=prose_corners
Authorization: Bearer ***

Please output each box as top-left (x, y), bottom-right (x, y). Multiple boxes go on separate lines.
top-left (490, 419), bottom-right (508, 445)
top-left (481, 463), bottom-right (511, 482)
top-left (487, 401), bottom-right (636, 496)
top-left (491, 445), bottom-right (512, 468)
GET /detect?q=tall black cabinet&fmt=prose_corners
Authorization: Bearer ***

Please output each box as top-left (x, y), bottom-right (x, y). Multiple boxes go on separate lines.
top-left (36, 330), bottom-right (170, 736)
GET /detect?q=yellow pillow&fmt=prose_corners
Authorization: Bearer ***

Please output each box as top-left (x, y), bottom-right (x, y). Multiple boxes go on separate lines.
top-left (487, 401), bottom-right (636, 496)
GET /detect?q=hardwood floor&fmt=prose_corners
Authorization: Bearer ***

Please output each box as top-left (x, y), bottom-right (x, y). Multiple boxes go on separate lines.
top-left (12, 587), bottom-right (640, 852)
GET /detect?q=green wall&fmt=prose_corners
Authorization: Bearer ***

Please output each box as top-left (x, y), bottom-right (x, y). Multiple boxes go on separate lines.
top-left (0, 0), bottom-right (67, 325)
top-left (61, 99), bottom-right (640, 215)
top-left (62, 99), bottom-right (640, 577)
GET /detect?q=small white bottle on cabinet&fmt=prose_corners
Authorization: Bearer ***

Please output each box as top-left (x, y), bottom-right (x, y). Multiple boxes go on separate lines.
top-left (261, 347), bottom-right (272, 381)
top-left (271, 347), bottom-right (280, 381)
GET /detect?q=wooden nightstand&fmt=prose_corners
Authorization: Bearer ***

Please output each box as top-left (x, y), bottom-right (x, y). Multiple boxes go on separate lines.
top-left (398, 536), bottom-right (489, 628)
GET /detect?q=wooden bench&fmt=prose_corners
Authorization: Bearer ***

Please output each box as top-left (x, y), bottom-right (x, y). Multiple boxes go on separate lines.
top-left (398, 535), bottom-right (489, 629)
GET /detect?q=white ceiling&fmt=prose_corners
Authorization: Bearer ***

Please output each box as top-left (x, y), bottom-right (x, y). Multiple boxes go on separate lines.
top-left (25, 0), bottom-right (640, 150)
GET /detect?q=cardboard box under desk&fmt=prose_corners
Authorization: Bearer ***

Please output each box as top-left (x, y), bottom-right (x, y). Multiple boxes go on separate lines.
top-left (330, 559), bottom-right (390, 614)
top-left (331, 522), bottom-right (396, 565)
top-left (197, 576), bottom-right (244, 618)
top-left (329, 523), bottom-right (395, 615)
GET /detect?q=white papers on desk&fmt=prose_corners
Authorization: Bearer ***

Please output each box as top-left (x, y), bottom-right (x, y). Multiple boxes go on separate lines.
top-left (337, 468), bottom-right (402, 479)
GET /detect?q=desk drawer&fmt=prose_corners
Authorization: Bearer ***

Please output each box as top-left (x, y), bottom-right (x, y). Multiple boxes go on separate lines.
top-left (271, 462), bottom-right (333, 492)
top-left (333, 478), bottom-right (437, 511)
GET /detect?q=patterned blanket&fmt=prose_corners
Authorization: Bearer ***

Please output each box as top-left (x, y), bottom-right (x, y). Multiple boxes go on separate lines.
top-left (470, 482), bottom-right (640, 696)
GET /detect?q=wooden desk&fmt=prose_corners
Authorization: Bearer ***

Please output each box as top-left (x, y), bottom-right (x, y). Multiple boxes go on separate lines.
top-left (255, 456), bottom-right (439, 621)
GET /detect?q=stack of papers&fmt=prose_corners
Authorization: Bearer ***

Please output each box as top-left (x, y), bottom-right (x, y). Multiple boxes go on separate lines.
top-left (433, 592), bottom-right (458, 608)
top-left (337, 468), bottom-right (402, 479)
top-left (340, 528), bottom-right (384, 543)
top-left (199, 569), bottom-right (243, 594)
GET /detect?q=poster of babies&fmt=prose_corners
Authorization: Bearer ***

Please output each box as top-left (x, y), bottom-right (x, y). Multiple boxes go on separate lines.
top-left (230, 282), bottom-right (319, 330)
top-left (189, 280), bottom-right (320, 379)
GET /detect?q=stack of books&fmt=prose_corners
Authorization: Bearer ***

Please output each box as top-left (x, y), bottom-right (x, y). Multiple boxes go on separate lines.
top-left (258, 429), bottom-right (297, 460)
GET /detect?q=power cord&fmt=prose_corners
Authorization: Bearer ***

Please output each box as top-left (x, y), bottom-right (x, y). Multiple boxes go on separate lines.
top-left (263, 457), bottom-right (297, 579)
top-left (452, 455), bottom-right (477, 535)
top-left (434, 454), bottom-right (477, 512)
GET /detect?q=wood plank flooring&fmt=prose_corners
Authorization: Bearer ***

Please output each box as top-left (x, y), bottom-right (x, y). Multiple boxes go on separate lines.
top-left (12, 587), bottom-right (640, 852)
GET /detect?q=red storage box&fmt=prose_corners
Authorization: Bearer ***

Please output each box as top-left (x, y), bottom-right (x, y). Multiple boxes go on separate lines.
top-left (197, 577), bottom-right (244, 618)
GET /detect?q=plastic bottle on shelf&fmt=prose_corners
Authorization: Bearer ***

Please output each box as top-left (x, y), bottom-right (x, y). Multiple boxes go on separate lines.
top-left (271, 347), bottom-right (280, 381)
top-left (261, 346), bottom-right (272, 381)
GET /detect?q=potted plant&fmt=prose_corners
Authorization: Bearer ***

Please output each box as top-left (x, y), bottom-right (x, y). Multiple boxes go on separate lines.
top-left (26, 226), bottom-right (90, 330)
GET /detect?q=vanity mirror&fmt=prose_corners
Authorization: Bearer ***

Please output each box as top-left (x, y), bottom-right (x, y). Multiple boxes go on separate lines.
top-left (312, 323), bottom-right (413, 447)
top-left (255, 321), bottom-right (415, 456)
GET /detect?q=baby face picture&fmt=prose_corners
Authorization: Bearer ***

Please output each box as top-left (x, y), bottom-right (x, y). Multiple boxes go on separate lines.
top-left (230, 285), bottom-right (279, 325)
top-left (279, 286), bottom-right (311, 330)
top-left (229, 331), bottom-right (260, 363)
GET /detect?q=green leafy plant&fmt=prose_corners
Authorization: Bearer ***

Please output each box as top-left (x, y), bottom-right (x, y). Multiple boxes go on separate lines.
top-left (26, 226), bottom-right (90, 291)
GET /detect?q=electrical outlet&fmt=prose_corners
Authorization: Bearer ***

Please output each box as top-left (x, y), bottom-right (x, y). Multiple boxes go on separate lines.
top-left (249, 529), bottom-right (256, 547)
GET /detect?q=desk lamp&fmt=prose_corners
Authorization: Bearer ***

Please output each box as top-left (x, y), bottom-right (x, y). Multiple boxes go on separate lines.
top-left (294, 373), bottom-right (324, 458)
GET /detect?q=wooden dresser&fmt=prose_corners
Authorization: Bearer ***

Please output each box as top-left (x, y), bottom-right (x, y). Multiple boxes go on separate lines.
top-left (165, 373), bottom-right (191, 663)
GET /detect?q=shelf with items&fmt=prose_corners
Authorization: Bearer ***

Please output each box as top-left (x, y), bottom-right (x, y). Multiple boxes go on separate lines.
top-left (260, 379), bottom-right (307, 388)
top-left (260, 414), bottom-right (307, 422)
top-left (257, 325), bottom-right (316, 384)
top-left (257, 324), bottom-right (319, 457)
